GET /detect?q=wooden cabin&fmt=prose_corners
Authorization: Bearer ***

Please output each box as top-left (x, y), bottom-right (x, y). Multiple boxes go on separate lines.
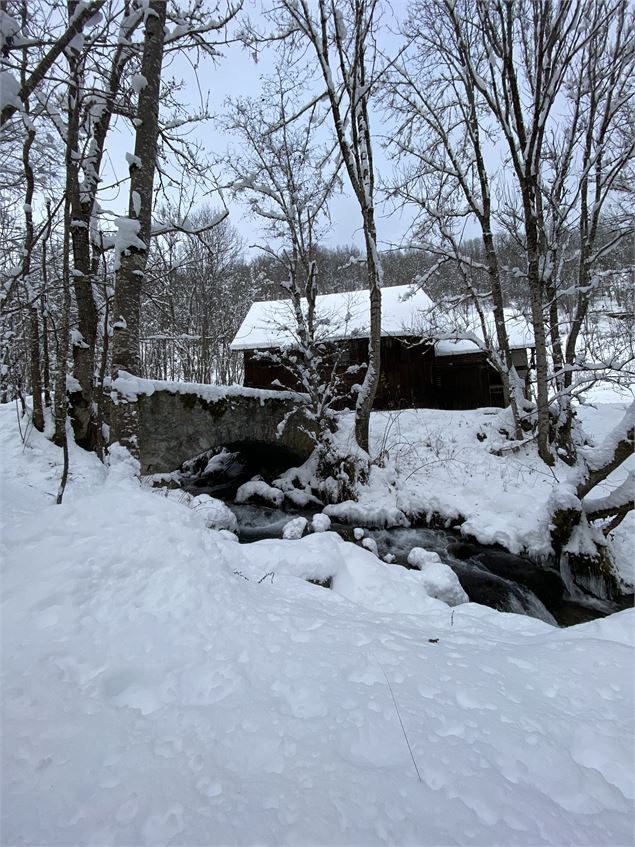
top-left (230, 285), bottom-right (533, 411)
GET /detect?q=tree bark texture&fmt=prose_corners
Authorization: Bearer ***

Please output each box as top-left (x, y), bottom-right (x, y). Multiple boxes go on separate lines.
top-left (110, 1), bottom-right (166, 453)
top-left (69, 8), bottom-right (140, 448)
top-left (19, 3), bottom-right (44, 432)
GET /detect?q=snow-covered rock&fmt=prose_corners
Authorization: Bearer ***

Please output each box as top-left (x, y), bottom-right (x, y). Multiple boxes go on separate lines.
top-left (282, 516), bottom-right (308, 540)
top-left (235, 479), bottom-right (284, 507)
top-left (311, 512), bottom-right (331, 533)
top-left (407, 547), bottom-right (444, 568)
top-left (407, 547), bottom-right (469, 606)
top-left (361, 537), bottom-right (379, 557)
top-left (218, 529), bottom-right (239, 543)
top-left (190, 493), bottom-right (238, 532)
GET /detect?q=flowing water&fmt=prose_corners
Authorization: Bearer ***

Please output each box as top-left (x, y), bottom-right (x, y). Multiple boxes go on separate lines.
top-left (182, 449), bottom-right (632, 628)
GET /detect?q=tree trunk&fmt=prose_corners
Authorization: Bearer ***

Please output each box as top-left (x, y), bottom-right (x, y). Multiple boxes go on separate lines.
top-left (69, 9), bottom-right (139, 449)
top-left (551, 401), bottom-right (634, 598)
top-left (525, 209), bottom-right (553, 465)
top-left (20, 4), bottom-right (44, 432)
top-left (53, 25), bottom-right (81, 453)
top-left (110, 0), bottom-right (166, 454)
top-left (355, 215), bottom-right (382, 453)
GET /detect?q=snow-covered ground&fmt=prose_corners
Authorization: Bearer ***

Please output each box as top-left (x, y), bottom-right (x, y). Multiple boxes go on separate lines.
top-left (1, 401), bottom-right (634, 846)
top-left (326, 387), bottom-right (635, 589)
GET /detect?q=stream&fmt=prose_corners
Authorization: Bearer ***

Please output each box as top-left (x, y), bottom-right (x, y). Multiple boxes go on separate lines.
top-left (181, 447), bottom-right (632, 629)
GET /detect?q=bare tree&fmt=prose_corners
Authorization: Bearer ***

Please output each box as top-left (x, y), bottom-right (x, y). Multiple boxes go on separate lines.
top-left (18, 0), bottom-right (44, 432)
top-left (551, 400), bottom-right (634, 597)
top-left (110, 0), bottom-right (168, 452)
top-left (0, 0), bottom-right (106, 127)
top-left (110, 1), bottom-right (241, 453)
top-left (388, 0), bottom-right (634, 466)
top-left (386, 0), bottom-right (527, 438)
top-left (67, 3), bottom-right (143, 450)
top-left (224, 59), bottom-right (346, 440)
top-left (543, 0), bottom-right (635, 455)
top-left (140, 206), bottom-right (247, 384)
top-left (266, 0), bottom-right (385, 453)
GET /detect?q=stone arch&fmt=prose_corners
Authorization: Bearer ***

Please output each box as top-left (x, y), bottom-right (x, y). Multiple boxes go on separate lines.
top-left (133, 385), bottom-right (315, 474)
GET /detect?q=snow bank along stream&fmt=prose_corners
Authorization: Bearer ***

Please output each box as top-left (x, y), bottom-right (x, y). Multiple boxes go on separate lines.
top-left (179, 447), bottom-right (631, 628)
top-left (2, 400), bottom-right (633, 846)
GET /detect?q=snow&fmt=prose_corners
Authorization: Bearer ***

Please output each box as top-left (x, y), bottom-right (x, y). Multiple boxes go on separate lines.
top-left (131, 73), bottom-right (148, 94)
top-left (325, 465), bottom-right (410, 529)
top-left (0, 10), bottom-right (20, 53)
top-left (0, 70), bottom-right (21, 113)
top-left (434, 309), bottom-right (535, 355)
top-left (1, 402), bottom-right (634, 846)
top-left (329, 396), bottom-right (635, 589)
top-left (66, 374), bottom-right (82, 393)
top-left (361, 536), bottom-right (379, 556)
top-left (113, 217), bottom-right (145, 270)
top-left (230, 284), bottom-right (534, 355)
top-left (311, 512), bottom-right (331, 532)
top-left (235, 478), bottom-right (284, 507)
top-left (125, 152), bottom-right (142, 169)
top-left (112, 370), bottom-right (293, 404)
top-left (282, 515), bottom-right (308, 539)
top-left (407, 548), bottom-right (470, 606)
top-left (230, 284), bottom-right (435, 350)
top-left (131, 189), bottom-right (141, 217)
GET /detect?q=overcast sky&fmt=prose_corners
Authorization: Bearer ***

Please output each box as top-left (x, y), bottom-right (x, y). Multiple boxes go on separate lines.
top-left (99, 0), bottom-right (419, 259)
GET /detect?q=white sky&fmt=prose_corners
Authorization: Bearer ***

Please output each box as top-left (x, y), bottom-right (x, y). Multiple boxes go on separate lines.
top-left (99, 0), bottom-right (420, 258)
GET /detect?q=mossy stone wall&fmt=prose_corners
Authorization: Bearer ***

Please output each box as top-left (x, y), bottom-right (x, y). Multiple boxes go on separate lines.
top-left (136, 389), bottom-right (316, 474)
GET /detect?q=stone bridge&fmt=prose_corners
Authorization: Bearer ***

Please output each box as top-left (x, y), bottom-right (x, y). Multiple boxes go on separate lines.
top-left (112, 374), bottom-right (315, 475)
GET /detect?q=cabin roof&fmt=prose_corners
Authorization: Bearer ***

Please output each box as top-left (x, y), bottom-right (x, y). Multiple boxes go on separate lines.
top-left (230, 284), bottom-right (534, 354)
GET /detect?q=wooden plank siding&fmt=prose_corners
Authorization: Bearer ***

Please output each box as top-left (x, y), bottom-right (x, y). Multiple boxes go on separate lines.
top-left (243, 338), bottom-right (530, 411)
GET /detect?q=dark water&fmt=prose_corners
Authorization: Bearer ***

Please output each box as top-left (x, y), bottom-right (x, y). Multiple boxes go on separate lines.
top-left (181, 449), bottom-right (632, 628)
top-left (226, 502), bottom-right (632, 628)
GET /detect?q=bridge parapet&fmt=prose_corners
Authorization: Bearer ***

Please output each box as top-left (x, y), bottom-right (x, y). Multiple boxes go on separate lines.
top-left (111, 373), bottom-right (315, 474)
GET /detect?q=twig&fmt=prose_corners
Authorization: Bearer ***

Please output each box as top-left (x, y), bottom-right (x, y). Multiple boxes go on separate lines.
top-left (373, 652), bottom-right (422, 783)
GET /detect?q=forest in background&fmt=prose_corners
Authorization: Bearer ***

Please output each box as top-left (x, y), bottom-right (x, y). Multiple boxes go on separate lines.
top-left (1, 0), bottom-right (633, 511)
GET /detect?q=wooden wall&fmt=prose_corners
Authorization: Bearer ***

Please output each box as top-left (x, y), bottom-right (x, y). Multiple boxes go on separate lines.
top-left (243, 338), bottom-right (530, 411)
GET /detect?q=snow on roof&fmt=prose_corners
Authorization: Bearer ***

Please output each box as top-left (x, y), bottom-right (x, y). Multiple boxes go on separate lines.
top-left (434, 311), bottom-right (535, 357)
top-left (230, 284), bottom-right (434, 351)
top-left (230, 284), bottom-right (534, 354)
